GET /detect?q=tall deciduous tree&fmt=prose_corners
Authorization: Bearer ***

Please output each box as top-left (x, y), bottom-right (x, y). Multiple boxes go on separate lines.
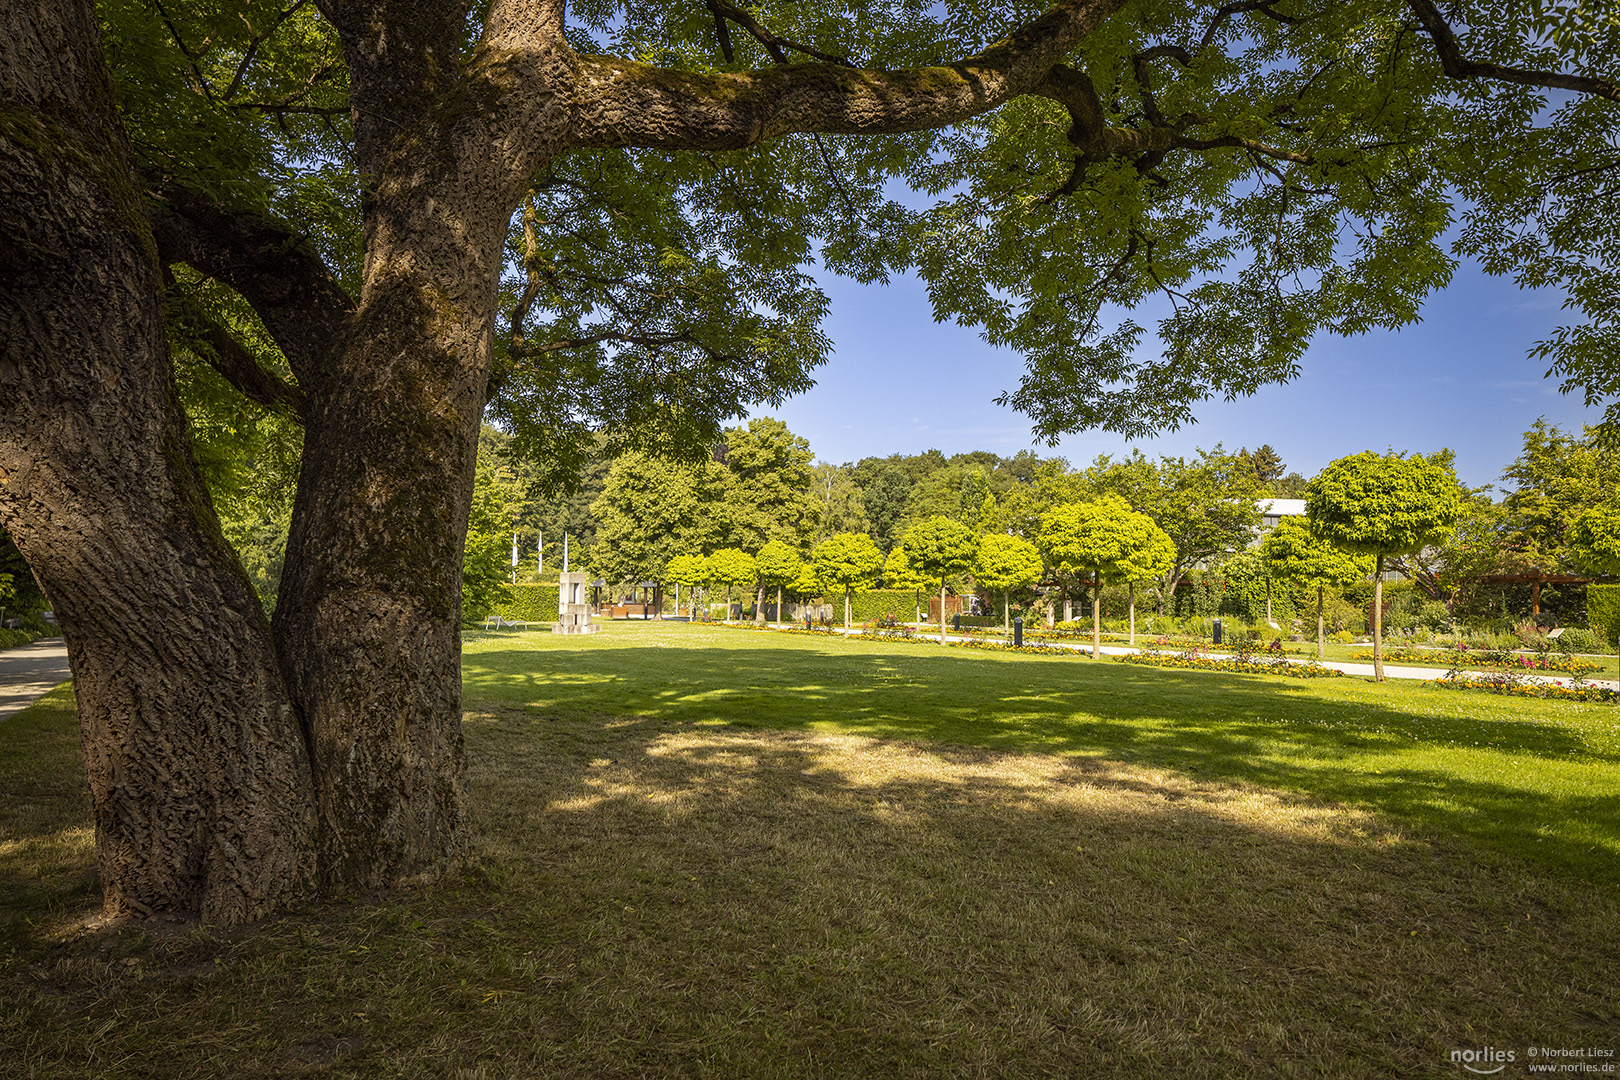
top-left (717, 419), bottom-right (816, 553)
top-left (811, 533), bottom-right (883, 629)
top-left (1257, 517), bottom-right (1375, 659)
top-left (5, 0), bottom-right (1618, 923)
top-left (591, 453), bottom-right (724, 587)
top-left (1085, 448), bottom-right (1265, 612)
top-left (1307, 452), bottom-right (1463, 680)
top-left (904, 517), bottom-right (978, 644)
top-left (973, 534), bottom-right (1045, 637)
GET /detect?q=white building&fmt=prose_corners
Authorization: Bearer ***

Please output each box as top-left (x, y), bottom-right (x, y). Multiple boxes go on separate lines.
top-left (1258, 498), bottom-right (1307, 530)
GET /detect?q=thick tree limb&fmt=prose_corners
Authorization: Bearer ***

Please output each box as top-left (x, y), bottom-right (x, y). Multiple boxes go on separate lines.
top-left (566, 0), bottom-right (1130, 150)
top-left (166, 277), bottom-right (308, 418)
top-left (146, 185), bottom-right (355, 394)
top-left (1407, 0), bottom-right (1619, 102)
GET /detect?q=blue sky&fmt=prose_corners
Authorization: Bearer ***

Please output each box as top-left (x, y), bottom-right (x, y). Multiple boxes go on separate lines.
top-left (760, 258), bottom-right (1601, 490)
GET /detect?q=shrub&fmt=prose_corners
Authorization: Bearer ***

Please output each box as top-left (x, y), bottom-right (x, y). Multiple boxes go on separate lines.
top-left (1330, 629), bottom-right (1354, 644)
top-left (0, 628), bottom-right (44, 650)
top-left (1555, 627), bottom-right (1600, 654)
top-left (1587, 583), bottom-right (1620, 646)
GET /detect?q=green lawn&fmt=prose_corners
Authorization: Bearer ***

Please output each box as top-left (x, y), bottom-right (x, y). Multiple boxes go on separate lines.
top-left (465, 621), bottom-right (1620, 888)
top-left (2, 623), bottom-right (1618, 1078)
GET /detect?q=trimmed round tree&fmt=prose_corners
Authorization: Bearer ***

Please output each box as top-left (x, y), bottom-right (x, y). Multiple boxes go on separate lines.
top-left (664, 553), bottom-right (707, 618)
top-left (755, 540), bottom-right (803, 627)
top-left (811, 532), bottom-right (884, 628)
top-left (974, 533), bottom-right (1044, 637)
top-left (705, 548), bottom-right (757, 620)
top-left (1117, 512), bottom-right (1175, 646)
top-left (1568, 502), bottom-right (1620, 673)
top-left (882, 543), bottom-right (932, 626)
top-left (1039, 496), bottom-right (1140, 658)
top-left (1257, 517), bottom-right (1374, 659)
top-left (905, 516), bottom-right (978, 644)
top-left (1306, 451), bottom-right (1462, 680)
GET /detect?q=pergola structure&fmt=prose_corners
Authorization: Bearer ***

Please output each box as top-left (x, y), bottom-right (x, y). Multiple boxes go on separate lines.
top-left (1475, 573), bottom-right (1591, 615)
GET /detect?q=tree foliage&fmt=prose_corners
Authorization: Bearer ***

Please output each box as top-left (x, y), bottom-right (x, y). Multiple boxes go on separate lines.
top-left (973, 534), bottom-right (1045, 595)
top-left (1258, 517), bottom-right (1373, 591)
top-left (1306, 452), bottom-right (1464, 558)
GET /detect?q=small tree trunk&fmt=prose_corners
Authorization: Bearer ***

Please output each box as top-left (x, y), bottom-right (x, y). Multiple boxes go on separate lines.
top-left (940, 580), bottom-right (948, 645)
top-left (776, 585), bottom-right (783, 627)
top-left (1318, 585), bottom-right (1326, 660)
top-left (1129, 581), bottom-right (1136, 646)
top-left (1373, 554), bottom-right (1385, 681)
top-left (1092, 570), bottom-right (1102, 658)
top-left (1266, 578), bottom-right (1272, 621)
top-left (1004, 590), bottom-right (1011, 638)
top-left (755, 584), bottom-right (765, 625)
top-left (844, 585), bottom-right (851, 629)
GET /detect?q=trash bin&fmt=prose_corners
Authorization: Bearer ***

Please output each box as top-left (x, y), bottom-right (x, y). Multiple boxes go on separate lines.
top-left (1013, 616), bottom-right (1023, 649)
top-left (953, 613), bottom-right (962, 632)
top-left (1212, 617), bottom-right (1223, 645)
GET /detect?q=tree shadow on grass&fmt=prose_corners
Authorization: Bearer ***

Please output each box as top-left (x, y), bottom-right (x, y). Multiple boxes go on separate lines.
top-left (465, 639), bottom-right (1620, 891)
top-left (3, 677), bottom-right (1619, 1078)
top-left (452, 706), bottom-right (1620, 1078)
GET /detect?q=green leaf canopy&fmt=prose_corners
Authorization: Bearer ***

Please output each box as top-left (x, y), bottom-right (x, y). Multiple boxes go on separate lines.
top-left (1306, 452), bottom-right (1463, 557)
top-left (1257, 517), bottom-right (1373, 590)
top-left (904, 517), bottom-right (978, 583)
top-left (754, 540), bottom-right (804, 590)
top-left (973, 533), bottom-right (1044, 594)
top-left (811, 533), bottom-right (884, 590)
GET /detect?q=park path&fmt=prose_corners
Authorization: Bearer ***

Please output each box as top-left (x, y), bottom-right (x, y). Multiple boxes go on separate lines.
top-left (0, 638), bottom-right (71, 720)
top-left (800, 626), bottom-right (1619, 690)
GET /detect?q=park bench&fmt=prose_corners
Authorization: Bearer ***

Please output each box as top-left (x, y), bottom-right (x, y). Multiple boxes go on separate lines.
top-left (483, 615), bottom-right (529, 631)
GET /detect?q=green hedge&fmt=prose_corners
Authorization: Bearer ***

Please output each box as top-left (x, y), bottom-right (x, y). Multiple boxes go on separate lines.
top-left (0, 628), bottom-right (46, 650)
top-left (1587, 583), bottom-right (1620, 645)
top-left (494, 583), bottom-right (561, 624)
top-left (848, 589), bottom-right (926, 625)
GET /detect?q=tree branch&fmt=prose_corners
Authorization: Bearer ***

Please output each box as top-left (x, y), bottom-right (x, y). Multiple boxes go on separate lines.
top-left (166, 273), bottom-right (308, 419)
top-left (1407, 0), bottom-right (1619, 102)
top-left (146, 184), bottom-right (356, 395)
top-left (566, 0), bottom-right (1130, 150)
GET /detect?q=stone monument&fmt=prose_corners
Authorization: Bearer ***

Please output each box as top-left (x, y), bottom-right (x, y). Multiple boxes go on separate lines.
top-left (556, 571), bottom-right (598, 635)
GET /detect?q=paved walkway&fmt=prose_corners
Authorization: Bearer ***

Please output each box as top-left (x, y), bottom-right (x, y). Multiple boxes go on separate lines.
top-left (0, 638), bottom-right (72, 719)
top-left (806, 626), bottom-right (1619, 689)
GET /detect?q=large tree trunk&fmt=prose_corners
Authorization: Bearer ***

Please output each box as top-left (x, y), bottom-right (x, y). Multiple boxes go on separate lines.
top-left (0, 1), bottom-right (316, 921)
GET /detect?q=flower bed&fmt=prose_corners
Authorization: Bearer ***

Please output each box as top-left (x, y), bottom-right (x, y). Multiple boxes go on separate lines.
top-left (1427, 675), bottom-right (1618, 703)
top-left (1351, 647), bottom-right (1603, 675)
top-left (1116, 653), bottom-right (1343, 679)
top-left (948, 638), bottom-right (1076, 656)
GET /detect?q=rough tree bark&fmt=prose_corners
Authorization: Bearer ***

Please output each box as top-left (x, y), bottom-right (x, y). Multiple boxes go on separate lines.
top-left (0, 2), bottom-right (315, 921)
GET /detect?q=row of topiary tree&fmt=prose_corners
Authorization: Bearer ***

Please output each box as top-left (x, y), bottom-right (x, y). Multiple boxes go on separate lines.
top-left (656, 449), bottom-right (1500, 683)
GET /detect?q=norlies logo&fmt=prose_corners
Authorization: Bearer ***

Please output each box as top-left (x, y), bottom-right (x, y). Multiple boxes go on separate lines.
top-left (1452, 1047), bottom-right (1517, 1074)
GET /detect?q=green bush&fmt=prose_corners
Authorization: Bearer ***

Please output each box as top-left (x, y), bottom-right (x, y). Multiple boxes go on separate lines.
top-left (0, 628), bottom-right (44, 650)
top-left (1554, 627), bottom-right (1600, 654)
top-left (1587, 583), bottom-right (1620, 645)
top-left (492, 583), bottom-right (561, 624)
